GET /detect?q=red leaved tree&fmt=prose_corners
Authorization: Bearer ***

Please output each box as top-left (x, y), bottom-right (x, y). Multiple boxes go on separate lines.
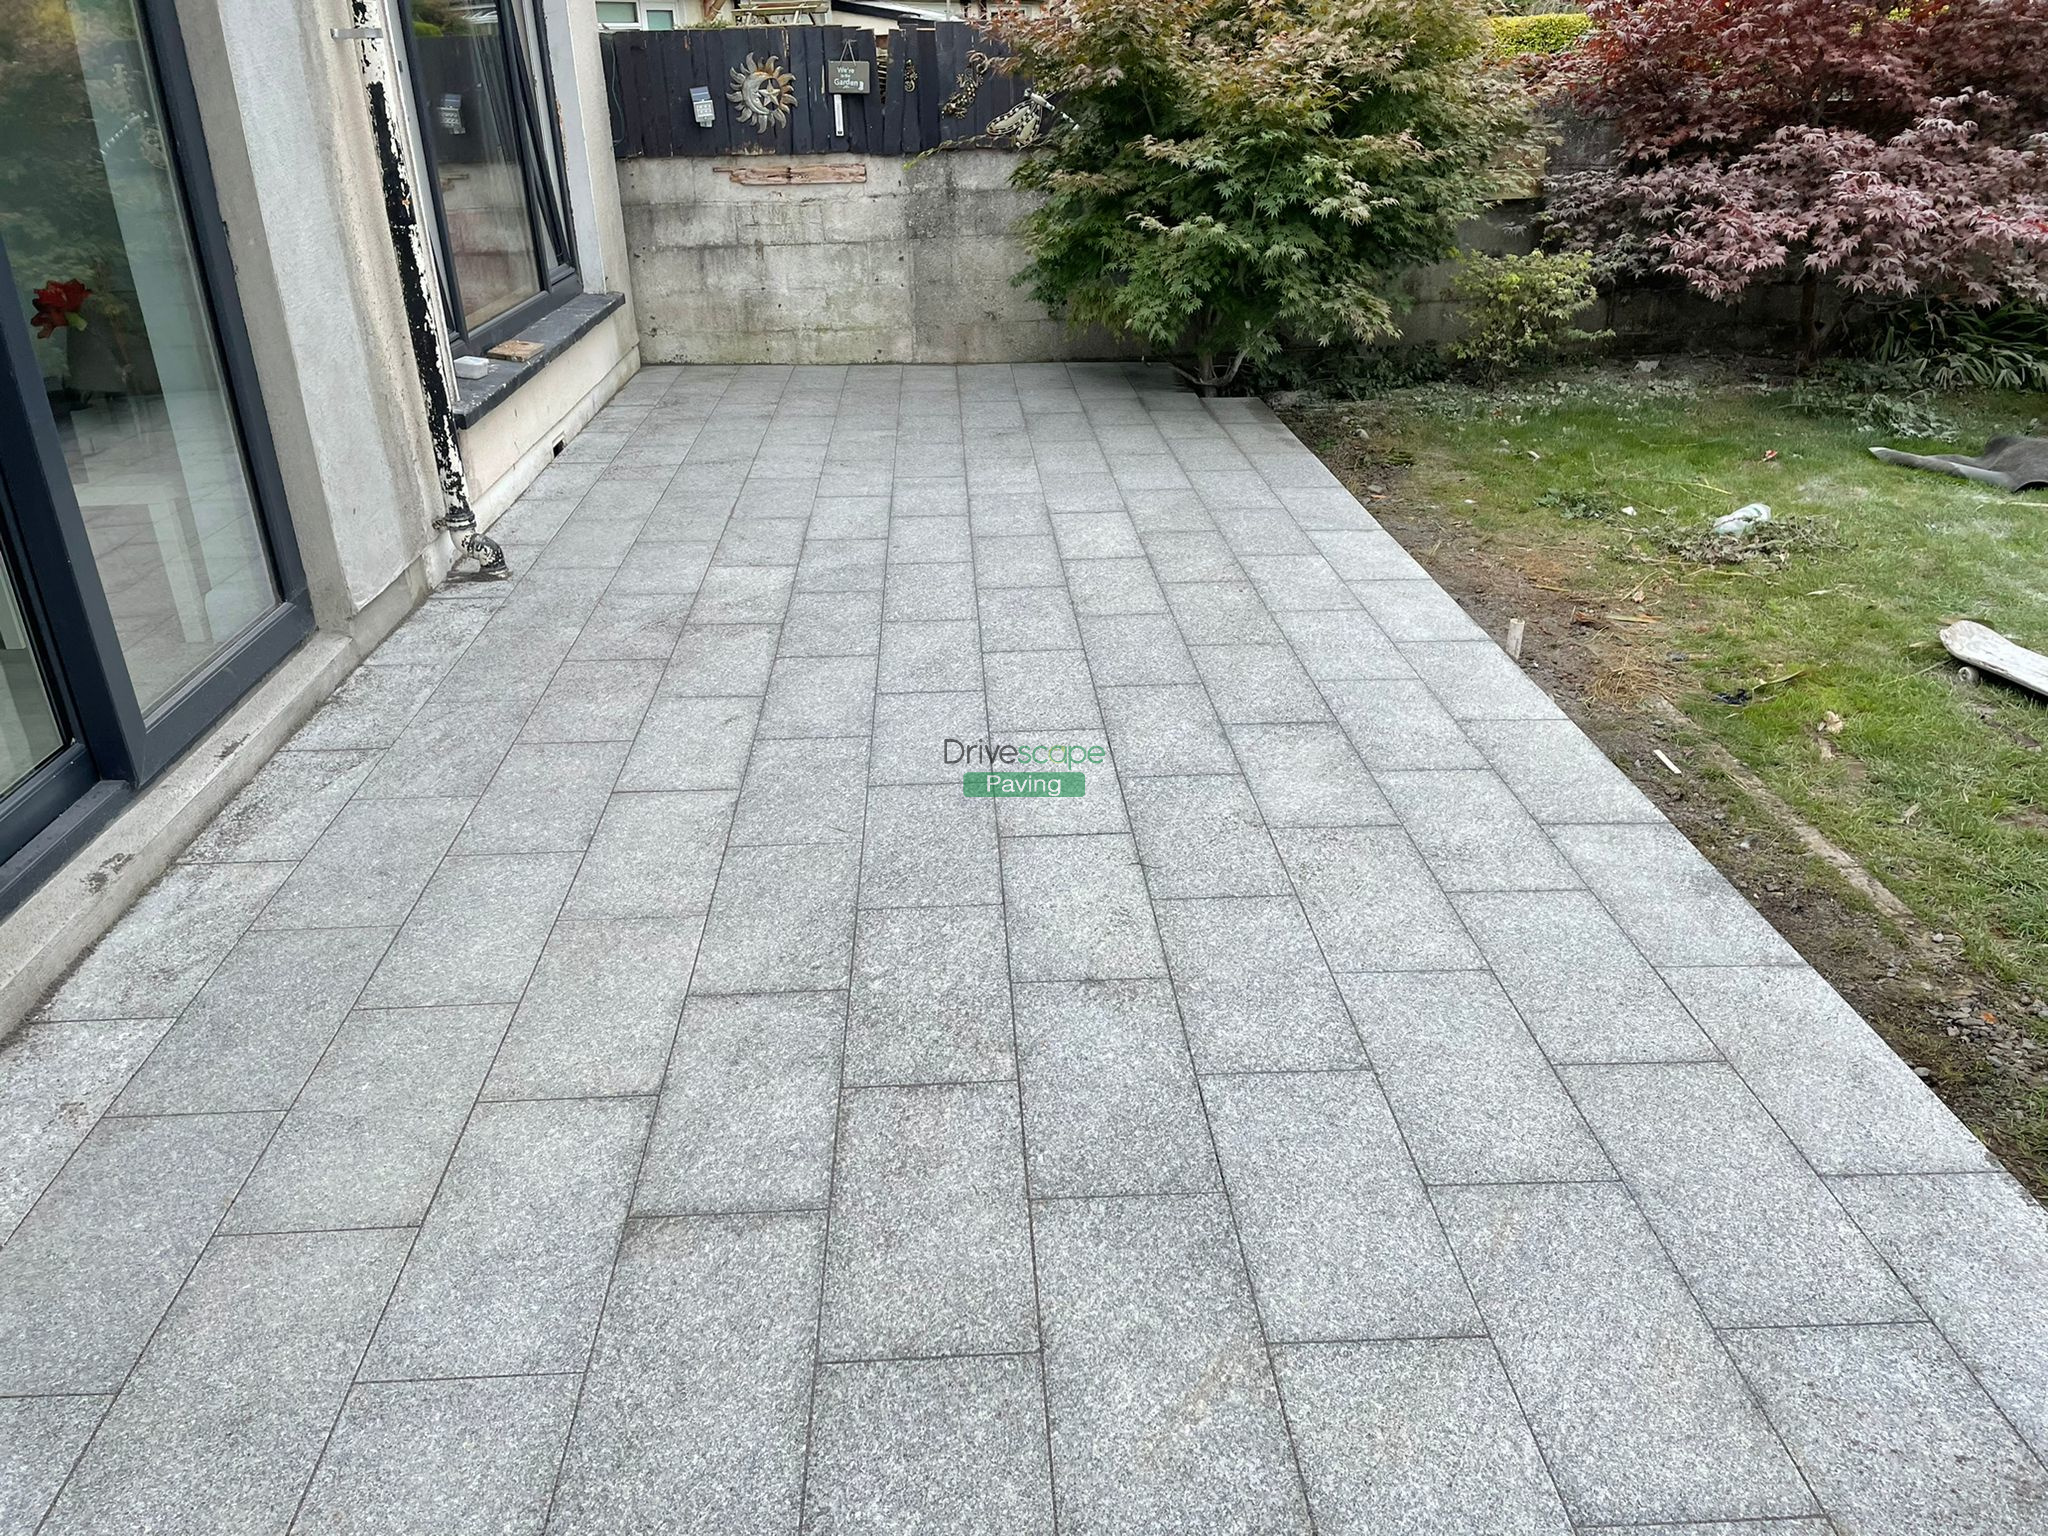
top-left (1540, 0), bottom-right (2048, 353)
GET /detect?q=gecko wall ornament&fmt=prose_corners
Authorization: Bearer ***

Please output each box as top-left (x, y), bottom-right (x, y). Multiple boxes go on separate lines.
top-left (728, 53), bottom-right (798, 133)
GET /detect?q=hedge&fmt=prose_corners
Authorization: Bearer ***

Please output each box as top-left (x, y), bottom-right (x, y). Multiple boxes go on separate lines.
top-left (1486, 12), bottom-right (1595, 56)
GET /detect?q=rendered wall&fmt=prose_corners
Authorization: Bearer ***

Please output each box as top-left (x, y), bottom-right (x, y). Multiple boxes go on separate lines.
top-left (619, 152), bottom-right (1131, 365)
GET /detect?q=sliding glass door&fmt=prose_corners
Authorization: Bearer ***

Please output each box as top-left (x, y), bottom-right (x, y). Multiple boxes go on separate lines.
top-left (0, 0), bottom-right (309, 908)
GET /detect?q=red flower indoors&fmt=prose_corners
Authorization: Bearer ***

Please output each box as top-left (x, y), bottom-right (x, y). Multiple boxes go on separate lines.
top-left (31, 280), bottom-right (91, 340)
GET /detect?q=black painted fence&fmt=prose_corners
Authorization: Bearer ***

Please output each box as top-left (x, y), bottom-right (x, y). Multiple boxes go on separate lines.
top-left (602, 23), bottom-right (1035, 157)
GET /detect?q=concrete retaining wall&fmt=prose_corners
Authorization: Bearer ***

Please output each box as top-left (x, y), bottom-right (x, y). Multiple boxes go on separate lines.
top-left (619, 152), bottom-right (1129, 364)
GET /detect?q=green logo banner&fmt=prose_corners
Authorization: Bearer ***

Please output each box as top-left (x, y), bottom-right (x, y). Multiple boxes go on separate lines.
top-left (962, 772), bottom-right (1087, 799)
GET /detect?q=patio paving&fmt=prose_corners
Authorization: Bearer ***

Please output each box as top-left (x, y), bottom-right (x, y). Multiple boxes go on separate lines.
top-left (4, 361), bottom-right (2048, 1534)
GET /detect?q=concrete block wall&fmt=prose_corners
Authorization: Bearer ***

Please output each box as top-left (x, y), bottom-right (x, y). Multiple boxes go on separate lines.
top-left (619, 152), bottom-right (1131, 364)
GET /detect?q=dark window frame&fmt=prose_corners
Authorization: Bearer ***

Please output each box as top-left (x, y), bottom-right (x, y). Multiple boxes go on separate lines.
top-left (398, 0), bottom-right (582, 358)
top-left (0, 0), bottom-right (312, 912)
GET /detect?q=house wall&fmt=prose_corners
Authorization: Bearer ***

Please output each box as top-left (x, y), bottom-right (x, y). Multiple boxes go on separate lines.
top-left (178, 0), bottom-right (641, 639)
top-left (620, 152), bottom-right (1131, 364)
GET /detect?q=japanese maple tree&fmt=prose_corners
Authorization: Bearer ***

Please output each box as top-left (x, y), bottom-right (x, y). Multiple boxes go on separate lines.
top-left (1000, 0), bottom-right (1529, 391)
top-left (1541, 0), bottom-right (2048, 352)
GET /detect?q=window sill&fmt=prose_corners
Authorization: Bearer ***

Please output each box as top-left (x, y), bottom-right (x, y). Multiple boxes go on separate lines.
top-left (451, 291), bottom-right (627, 430)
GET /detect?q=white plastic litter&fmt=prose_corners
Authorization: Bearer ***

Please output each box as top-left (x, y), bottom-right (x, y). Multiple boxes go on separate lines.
top-left (1712, 502), bottom-right (1772, 537)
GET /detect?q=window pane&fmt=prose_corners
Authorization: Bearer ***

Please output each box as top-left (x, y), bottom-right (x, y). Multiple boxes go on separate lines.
top-left (411, 3), bottom-right (541, 330)
top-left (0, 536), bottom-right (65, 797)
top-left (645, 10), bottom-right (676, 28)
top-left (507, 0), bottom-right (572, 272)
top-left (594, 3), bottom-right (639, 24)
top-left (0, 0), bottom-right (281, 715)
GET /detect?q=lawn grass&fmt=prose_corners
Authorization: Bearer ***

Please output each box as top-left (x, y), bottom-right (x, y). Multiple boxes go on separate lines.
top-left (1303, 365), bottom-right (2048, 993)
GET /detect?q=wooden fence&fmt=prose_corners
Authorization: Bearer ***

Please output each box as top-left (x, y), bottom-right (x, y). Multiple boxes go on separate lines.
top-left (602, 23), bottom-right (1037, 158)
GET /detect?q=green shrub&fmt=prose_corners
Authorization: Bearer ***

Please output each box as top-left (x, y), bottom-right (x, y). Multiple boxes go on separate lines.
top-left (1486, 13), bottom-right (1593, 56)
top-left (1001, 0), bottom-right (1531, 393)
top-left (1448, 250), bottom-right (1608, 378)
top-left (1856, 301), bottom-right (2048, 393)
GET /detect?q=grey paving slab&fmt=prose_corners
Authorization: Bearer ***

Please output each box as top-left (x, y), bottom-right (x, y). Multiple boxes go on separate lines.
top-left (1124, 774), bottom-right (1289, 897)
top-left (357, 695), bottom-right (528, 799)
top-left (848, 905), bottom-right (1013, 1085)
top-left (637, 990), bottom-right (843, 1214)
top-left (0, 1111), bottom-right (274, 1394)
top-left (1323, 678), bottom-right (1486, 770)
top-left (40, 859), bottom-right (289, 1020)
top-left (293, 659), bottom-right (444, 756)
top-left (1564, 1063), bottom-right (1917, 1327)
top-left (1096, 682), bottom-right (1236, 776)
top-left (884, 560), bottom-right (976, 621)
top-left (1032, 1193), bottom-right (1311, 1535)
top-left (1379, 769), bottom-right (1580, 892)
top-left (521, 659), bottom-right (662, 743)
top-left (0, 1017), bottom-right (169, 1240)
top-left (1228, 722), bottom-right (1393, 827)
top-left (42, 1229), bottom-right (408, 1536)
top-left (993, 731), bottom-right (1129, 835)
top-left (1665, 966), bottom-right (1996, 1174)
top-left (359, 852), bottom-right (577, 1009)
top-left (183, 749), bottom-right (379, 863)
top-left (878, 618), bottom-right (981, 692)
top-left (1078, 613), bottom-right (1197, 686)
top-left (563, 789), bottom-right (732, 920)
top-left (362, 1096), bottom-right (649, 1379)
top-left (821, 1082), bottom-right (1036, 1358)
top-left (758, 655), bottom-right (876, 738)
top-left (455, 741), bottom-right (627, 854)
top-left (1155, 896), bottom-right (1363, 1073)
top-left (978, 583), bottom-right (1081, 650)
top-left (1274, 1339), bottom-right (1570, 1536)
top-left (114, 926), bottom-right (390, 1115)
top-left (1273, 826), bottom-right (1483, 972)
top-left (984, 649), bottom-right (1102, 730)
top-left (1348, 578), bottom-right (1486, 641)
top-left (1465, 718), bottom-right (1664, 825)
top-left (569, 591), bottom-right (694, 660)
top-left (1834, 1171), bottom-right (2048, 1458)
top-left (870, 690), bottom-right (987, 784)
top-left (1725, 1323), bottom-right (2048, 1535)
top-left (661, 623), bottom-right (778, 696)
top-left (1000, 833), bottom-right (1165, 981)
top-left (1014, 978), bottom-right (1215, 1197)
top-left (1206, 1072), bottom-right (1478, 1341)
top-left (549, 1213), bottom-right (822, 1536)
top-left (1455, 889), bottom-right (1715, 1063)
top-left (1164, 581), bottom-right (1284, 645)
top-left (1341, 972), bottom-right (1611, 1185)
top-left (483, 918), bottom-right (699, 1100)
top-left (692, 841), bottom-right (860, 993)
top-left (1401, 640), bottom-right (1566, 721)
top-left (292, 1375), bottom-right (577, 1536)
top-left (1552, 824), bottom-right (1801, 968)
top-left (731, 736), bottom-right (869, 845)
top-left (0, 1395), bottom-right (106, 1536)
top-left (861, 783), bottom-right (998, 908)
top-left (1189, 642), bottom-right (1330, 723)
top-left (618, 695), bottom-right (760, 791)
top-left (1438, 1181), bottom-right (1814, 1527)
top-left (1274, 609), bottom-right (1413, 680)
top-left (252, 797), bottom-right (469, 932)
top-left (225, 1004), bottom-right (508, 1234)
top-left (803, 1355), bottom-right (1054, 1536)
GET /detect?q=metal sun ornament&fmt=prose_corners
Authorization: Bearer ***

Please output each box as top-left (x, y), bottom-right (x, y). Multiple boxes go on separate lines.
top-left (728, 53), bottom-right (798, 133)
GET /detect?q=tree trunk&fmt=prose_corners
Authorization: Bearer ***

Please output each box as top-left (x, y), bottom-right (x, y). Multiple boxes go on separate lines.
top-left (1799, 274), bottom-right (1825, 363)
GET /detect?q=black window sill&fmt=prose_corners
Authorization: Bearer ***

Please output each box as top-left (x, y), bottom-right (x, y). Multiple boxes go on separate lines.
top-left (452, 291), bottom-right (627, 430)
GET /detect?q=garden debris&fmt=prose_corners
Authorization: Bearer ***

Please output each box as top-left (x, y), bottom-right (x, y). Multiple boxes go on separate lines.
top-left (1653, 748), bottom-right (1683, 775)
top-left (1505, 617), bottom-right (1526, 660)
top-left (1713, 502), bottom-right (1773, 537)
top-left (1940, 619), bottom-right (2048, 699)
top-left (1715, 688), bottom-right (1753, 706)
top-left (1872, 434), bottom-right (2048, 492)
